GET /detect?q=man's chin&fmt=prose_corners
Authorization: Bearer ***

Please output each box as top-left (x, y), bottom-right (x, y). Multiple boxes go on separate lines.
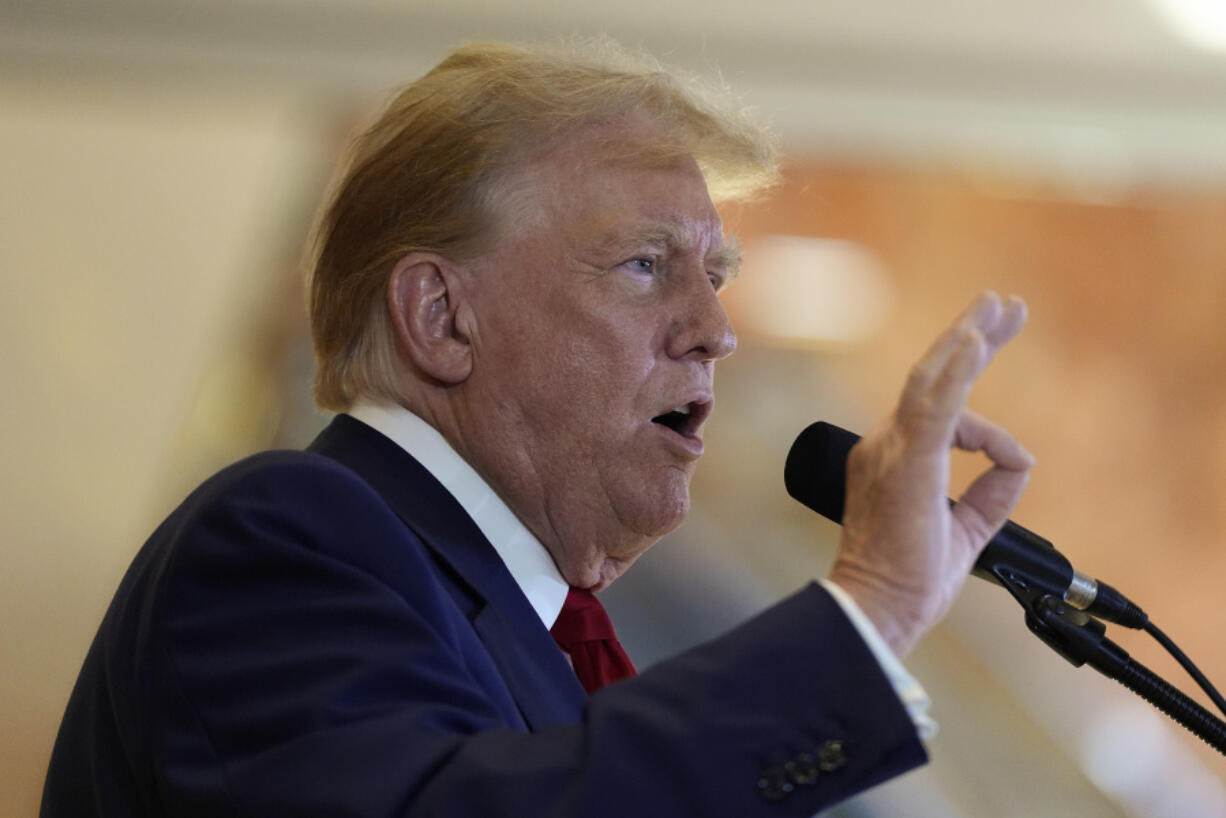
top-left (556, 474), bottom-right (691, 588)
top-left (589, 553), bottom-right (640, 591)
top-left (619, 481), bottom-right (691, 539)
top-left (563, 519), bottom-right (678, 591)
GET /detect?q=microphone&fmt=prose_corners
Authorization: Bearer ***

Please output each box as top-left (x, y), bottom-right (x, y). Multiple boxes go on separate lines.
top-left (784, 421), bottom-right (1147, 629)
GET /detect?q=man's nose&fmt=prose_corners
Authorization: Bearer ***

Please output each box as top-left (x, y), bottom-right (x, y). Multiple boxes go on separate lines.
top-left (667, 273), bottom-right (738, 362)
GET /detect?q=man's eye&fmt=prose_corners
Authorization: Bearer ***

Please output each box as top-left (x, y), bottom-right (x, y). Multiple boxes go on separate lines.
top-left (624, 258), bottom-right (655, 274)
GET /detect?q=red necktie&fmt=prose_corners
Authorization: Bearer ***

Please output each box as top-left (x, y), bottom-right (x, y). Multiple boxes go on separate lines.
top-left (550, 587), bottom-right (637, 693)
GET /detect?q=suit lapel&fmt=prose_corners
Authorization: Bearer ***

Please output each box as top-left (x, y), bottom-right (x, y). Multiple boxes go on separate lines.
top-left (308, 414), bottom-right (587, 728)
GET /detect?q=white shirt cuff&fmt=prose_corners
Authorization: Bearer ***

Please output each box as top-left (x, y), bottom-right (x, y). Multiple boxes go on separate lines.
top-left (818, 579), bottom-right (938, 741)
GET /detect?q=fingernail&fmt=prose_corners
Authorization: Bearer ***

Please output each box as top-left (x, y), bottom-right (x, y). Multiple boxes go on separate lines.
top-left (971, 292), bottom-right (1002, 327)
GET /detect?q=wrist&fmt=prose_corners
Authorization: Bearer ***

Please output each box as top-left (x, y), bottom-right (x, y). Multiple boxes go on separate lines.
top-left (826, 563), bottom-right (924, 657)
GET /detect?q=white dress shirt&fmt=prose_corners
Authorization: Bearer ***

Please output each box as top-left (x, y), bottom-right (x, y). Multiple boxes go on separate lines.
top-left (346, 401), bottom-right (935, 739)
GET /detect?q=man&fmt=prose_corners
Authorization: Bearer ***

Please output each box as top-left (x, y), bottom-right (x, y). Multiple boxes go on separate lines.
top-left (43, 42), bottom-right (1033, 816)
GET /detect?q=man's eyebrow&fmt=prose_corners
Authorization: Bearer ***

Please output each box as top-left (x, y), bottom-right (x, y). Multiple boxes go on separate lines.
top-left (708, 237), bottom-right (742, 279)
top-left (596, 225), bottom-right (742, 271)
top-left (584, 226), bottom-right (665, 260)
top-left (607, 225), bottom-right (683, 252)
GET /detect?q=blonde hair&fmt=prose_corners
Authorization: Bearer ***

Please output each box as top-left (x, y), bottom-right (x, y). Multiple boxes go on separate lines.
top-left (308, 39), bottom-right (779, 411)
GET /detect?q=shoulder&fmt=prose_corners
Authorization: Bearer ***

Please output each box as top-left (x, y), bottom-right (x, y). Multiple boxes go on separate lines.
top-left (188, 448), bottom-right (382, 514)
top-left (145, 449), bottom-right (437, 604)
top-left (208, 446), bottom-right (381, 501)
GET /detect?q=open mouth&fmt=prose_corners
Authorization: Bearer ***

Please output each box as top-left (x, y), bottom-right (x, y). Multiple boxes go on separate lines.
top-left (650, 400), bottom-right (710, 438)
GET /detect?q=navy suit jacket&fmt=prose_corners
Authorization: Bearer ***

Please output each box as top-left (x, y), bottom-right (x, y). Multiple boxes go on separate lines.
top-left (42, 414), bottom-right (925, 817)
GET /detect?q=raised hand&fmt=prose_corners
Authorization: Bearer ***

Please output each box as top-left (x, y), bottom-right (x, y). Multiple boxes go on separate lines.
top-left (829, 292), bottom-right (1034, 656)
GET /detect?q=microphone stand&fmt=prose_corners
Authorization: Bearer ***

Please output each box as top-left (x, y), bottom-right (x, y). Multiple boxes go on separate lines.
top-left (989, 566), bottom-right (1226, 756)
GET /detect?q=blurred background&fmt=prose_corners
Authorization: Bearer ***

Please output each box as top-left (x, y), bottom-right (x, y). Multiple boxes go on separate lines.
top-left (4, 1), bottom-right (1226, 815)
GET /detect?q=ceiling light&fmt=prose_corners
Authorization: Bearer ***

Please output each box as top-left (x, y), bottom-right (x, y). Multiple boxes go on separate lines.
top-left (732, 235), bottom-right (894, 346)
top-left (1150, 0), bottom-right (1226, 52)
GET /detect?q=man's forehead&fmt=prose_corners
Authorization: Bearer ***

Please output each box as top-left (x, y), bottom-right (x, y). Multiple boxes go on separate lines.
top-left (562, 160), bottom-right (723, 235)
top-left (586, 219), bottom-right (734, 262)
top-left (536, 118), bottom-right (714, 199)
top-left (495, 126), bottom-right (728, 254)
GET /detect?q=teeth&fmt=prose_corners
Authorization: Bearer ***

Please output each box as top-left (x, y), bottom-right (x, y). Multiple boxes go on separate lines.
top-left (674, 405), bottom-right (692, 415)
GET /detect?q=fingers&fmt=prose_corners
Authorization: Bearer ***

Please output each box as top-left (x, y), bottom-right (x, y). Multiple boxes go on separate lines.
top-left (897, 292), bottom-right (1028, 446)
top-left (953, 409), bottom-right (1034, 472)
top-left (914, 292), bottom-right (1027, 386)
top-left (979, 295), bottom-right (1027, 350)
top-left (952, 410), bottom-right (1035, 548)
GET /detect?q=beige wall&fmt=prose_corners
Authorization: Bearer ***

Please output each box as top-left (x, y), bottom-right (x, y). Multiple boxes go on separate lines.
top-left (0, 72), bottom-right (333, 814)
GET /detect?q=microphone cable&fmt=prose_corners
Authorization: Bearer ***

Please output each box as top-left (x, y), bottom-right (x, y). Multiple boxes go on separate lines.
top-left (1144, 620), bottom-right (1226, 719)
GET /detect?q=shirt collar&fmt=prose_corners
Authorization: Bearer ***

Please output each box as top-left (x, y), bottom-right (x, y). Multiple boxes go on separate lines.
top-left (346, 401), bottom-right (569, 629)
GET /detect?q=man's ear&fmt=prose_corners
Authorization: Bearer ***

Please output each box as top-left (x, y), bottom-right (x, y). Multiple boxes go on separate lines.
top-left (386, 252), bottom-right (473, 385)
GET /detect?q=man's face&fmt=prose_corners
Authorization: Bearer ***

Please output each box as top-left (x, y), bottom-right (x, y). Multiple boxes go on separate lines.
top-left (456, 133), bottom-right (737, 589)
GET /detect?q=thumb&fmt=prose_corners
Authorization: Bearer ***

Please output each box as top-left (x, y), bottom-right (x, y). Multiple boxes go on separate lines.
top-left (950, 412), bottom-right (1035, 550)
top-left (954, 467), bottom-right (1031, 551)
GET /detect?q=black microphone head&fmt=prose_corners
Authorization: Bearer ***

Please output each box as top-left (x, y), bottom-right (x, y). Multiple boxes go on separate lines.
top-left (784, 421), bottom-right (862, 524)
